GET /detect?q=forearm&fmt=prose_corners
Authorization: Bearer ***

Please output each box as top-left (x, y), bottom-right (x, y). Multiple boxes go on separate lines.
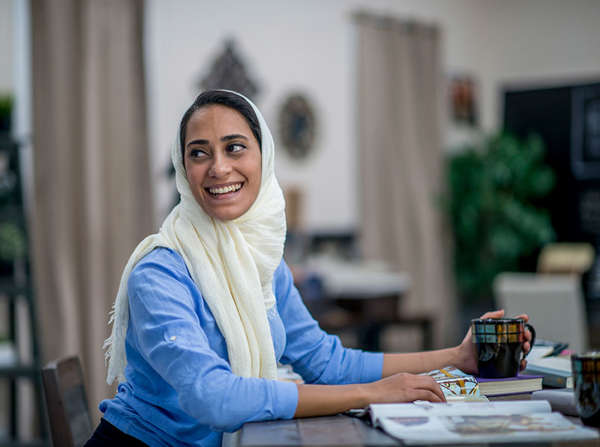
top-left (294, 383), bottom-right (369, 418)
top-left (294, 370), bottom-right (447, 417)
top-left (382, 346), bottom-right (466, 377)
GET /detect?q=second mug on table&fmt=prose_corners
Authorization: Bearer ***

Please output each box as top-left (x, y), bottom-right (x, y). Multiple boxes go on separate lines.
top-left (572, 352), bottom-right (600, 427)
top-left (471, 318), bottom-right (536, 379)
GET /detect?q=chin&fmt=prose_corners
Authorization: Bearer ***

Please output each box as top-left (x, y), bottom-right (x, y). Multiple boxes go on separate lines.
top-left (207, 206), bottom-right (248, 221)
top-left (194, 192), bottom-right (253, 221)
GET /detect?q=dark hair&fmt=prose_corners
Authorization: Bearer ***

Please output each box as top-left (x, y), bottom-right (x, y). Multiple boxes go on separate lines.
top-left (179, 90), bottom-right (262, 161)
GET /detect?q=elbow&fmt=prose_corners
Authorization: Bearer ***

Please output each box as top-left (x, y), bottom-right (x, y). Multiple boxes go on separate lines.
top-left (178, 387), bottom-right (240, 432)
top-left (177, 374), bottom-right (251, 432)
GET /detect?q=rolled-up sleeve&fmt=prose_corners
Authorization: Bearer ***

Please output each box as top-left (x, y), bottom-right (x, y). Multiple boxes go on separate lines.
top-left (127, 255), bottom-right (298, 432)
top-left (275, 261), bottom-right (383, 385)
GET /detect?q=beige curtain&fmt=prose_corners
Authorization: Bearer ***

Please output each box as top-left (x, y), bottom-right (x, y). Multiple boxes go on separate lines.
top-left (355, 12), bottom-right (457, 347)
top-left (31, 0), bottom-right (153, 422)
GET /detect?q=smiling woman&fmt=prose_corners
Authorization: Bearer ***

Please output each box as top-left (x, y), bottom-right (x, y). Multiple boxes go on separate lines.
top-left (85, 90), bottom-right (529, 447)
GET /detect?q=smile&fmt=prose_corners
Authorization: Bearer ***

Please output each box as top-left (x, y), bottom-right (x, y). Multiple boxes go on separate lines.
top-left (206, 183), bottom-right (243, 196)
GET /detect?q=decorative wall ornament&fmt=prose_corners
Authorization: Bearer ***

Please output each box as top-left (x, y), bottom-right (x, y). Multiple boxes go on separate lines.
top-left (278, 93), bottom-right (317, 160)
top-left (449, 74), bottom-right (478, 127)
top-left (198, 39), bottom-right (260, 100)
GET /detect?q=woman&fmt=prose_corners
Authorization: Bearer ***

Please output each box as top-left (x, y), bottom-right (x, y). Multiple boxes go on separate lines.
top-left (87, 90), bottom-right (531, 446)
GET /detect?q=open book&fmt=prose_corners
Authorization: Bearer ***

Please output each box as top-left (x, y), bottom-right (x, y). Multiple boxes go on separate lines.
top-left (369, 401), bottom-right (599, 444)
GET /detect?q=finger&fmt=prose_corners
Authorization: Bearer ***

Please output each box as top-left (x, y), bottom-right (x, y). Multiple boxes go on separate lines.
top-left (413, 376), bottom-right (446, 402)
top-left (523, 341), bottom-right (531, 355)
top-left (512, 313), bottom-right (529, 323)
top-left (429, 383), bottom-right (446, 402)
top-left (410, 389), bottom-right (445, 403)
top-left (520, 358), bottom-right (528, 371)
top-left (479, 309), bottom-right (504, 319)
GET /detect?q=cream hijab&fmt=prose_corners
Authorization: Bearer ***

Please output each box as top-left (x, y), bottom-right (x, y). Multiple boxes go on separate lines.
top-left (104, 91), bottom-right (285, 384)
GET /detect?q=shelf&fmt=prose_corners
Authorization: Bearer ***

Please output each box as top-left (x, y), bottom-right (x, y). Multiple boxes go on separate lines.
top-left (0, 281), bottom-right (31, 298)
top-left (0, 363), bottom-right (39, 378)
top-left (0, 206), bottom-right (27, 223)
top-left (0, 134), bottom-right (48, 446)
top-left (0, 439), bottom-right (47, 447)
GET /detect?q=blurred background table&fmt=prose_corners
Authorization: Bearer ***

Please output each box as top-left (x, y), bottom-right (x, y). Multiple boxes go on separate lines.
top-left (295, 255), bottom-right (433, 352)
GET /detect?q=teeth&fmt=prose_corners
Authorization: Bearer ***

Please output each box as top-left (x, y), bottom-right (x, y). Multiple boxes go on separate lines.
top-left (208, 183), bottom-right (242, 195)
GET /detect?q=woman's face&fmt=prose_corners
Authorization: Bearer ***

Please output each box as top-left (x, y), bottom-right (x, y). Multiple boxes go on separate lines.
top-left (183, 104), bottom-right (262, 221)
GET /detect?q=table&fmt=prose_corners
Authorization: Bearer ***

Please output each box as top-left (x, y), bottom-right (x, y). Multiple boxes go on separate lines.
top-left (230, 414), bottom-right (600, 447)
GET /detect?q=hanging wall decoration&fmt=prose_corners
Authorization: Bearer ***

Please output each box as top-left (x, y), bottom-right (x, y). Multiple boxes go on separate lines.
top-left (449, 74), bottom-right (478, 127)
top-left (197, 39), bottom-right (260, 100)
top-left (278, 93), bottom-right (317, 160)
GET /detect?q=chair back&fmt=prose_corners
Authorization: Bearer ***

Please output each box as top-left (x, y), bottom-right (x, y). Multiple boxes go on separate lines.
top-left (494, 273), bottom-right (589, 352)
top-left (42, 356), bottom-right (93, 447)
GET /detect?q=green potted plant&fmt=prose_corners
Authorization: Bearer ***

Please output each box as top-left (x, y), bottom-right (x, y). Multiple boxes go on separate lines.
top-left (446, 132), bottom-right (556, 308)
top-left (0, 222), bottom-right (26, 277)
top-left (0, 94), bottom-right (13, 133)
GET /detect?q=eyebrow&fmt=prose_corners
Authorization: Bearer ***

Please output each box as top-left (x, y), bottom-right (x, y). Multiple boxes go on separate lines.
top-left (186, 134), bottom-right (249, 148)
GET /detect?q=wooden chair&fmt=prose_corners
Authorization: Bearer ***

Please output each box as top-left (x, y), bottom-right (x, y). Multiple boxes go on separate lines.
top-left (42, 356), bottom-right (93, 447)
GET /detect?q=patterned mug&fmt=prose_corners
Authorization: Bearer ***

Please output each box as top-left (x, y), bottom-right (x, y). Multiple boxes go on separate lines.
top-left (471, 318), bottom-right (536, 378)
top-left (572, 352), bottom-right (600, 427)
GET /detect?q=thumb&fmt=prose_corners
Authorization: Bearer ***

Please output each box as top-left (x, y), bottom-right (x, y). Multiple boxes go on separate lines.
top-left (479, 309), bottom-right (504, 319)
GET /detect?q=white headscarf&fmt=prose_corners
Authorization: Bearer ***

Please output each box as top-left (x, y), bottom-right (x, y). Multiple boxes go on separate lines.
top-left (104, 91), bottom-right (285, 384)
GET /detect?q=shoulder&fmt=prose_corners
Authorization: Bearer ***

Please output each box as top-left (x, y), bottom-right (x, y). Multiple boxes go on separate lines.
top-left (129, 247), bottom-right (192, 291)
top-left (273, 258), bottom-right (299, 306)
top-left (133, 246), bottom-right (188, 273)
top-left (273, 258), bottom-right (292, 286)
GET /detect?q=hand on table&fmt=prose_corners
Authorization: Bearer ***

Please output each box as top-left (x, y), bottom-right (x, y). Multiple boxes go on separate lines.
top-left (367, 372), bottom-right (446, 404)
top-left (455, 309), bottom-right (534, 374)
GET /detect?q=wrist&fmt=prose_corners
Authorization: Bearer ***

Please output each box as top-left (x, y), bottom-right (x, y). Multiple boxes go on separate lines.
top-left (356, 383), bottom-right (373, 408)
top-left (451, 344), bottom-right (467, 370)
top-left (455, 341), bottom-right (478, 374)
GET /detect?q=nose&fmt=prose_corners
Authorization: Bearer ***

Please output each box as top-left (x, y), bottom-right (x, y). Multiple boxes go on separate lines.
top-left (208, 153), bottom-right (232, 178)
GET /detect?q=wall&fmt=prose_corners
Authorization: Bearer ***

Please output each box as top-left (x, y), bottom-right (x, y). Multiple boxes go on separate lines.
top-left (145, 0), bottom-right (359, 229)
top-left (0, 0), bottom-right (13, 93)
top-left (148, 0), bottom-right (600, 230)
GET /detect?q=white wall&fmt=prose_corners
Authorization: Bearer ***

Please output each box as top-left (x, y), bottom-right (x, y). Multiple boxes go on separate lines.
top-left (0, 0), bottom-right (13, 92)
top-left (145, 0), bottom-right (600, 231)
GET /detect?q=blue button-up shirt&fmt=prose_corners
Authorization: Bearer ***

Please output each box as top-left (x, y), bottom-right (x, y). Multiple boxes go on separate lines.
top-left (100, 247), bottom-right (383, 446)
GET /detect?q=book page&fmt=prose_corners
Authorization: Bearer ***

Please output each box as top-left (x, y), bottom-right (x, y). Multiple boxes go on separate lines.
top-left (370, 400), bottom-right (552, 422)
top-left (377, 412), bottom-right (598, 445)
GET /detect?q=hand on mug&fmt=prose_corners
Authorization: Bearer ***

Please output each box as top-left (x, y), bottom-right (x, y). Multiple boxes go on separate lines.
top-left (456, 309), bottom-right (534, 374)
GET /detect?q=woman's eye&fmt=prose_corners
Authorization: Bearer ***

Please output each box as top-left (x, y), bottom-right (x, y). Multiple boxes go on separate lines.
top-left (189, 149), bottom-right (208, 158)
top-left (228, 143), bottom-right (246, 153)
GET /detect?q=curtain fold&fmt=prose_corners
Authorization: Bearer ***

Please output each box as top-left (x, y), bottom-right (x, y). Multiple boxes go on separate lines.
top-left (355, 12), bottom-right (457, 347)
top-left (31, 0), bottom-right (153, 421)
